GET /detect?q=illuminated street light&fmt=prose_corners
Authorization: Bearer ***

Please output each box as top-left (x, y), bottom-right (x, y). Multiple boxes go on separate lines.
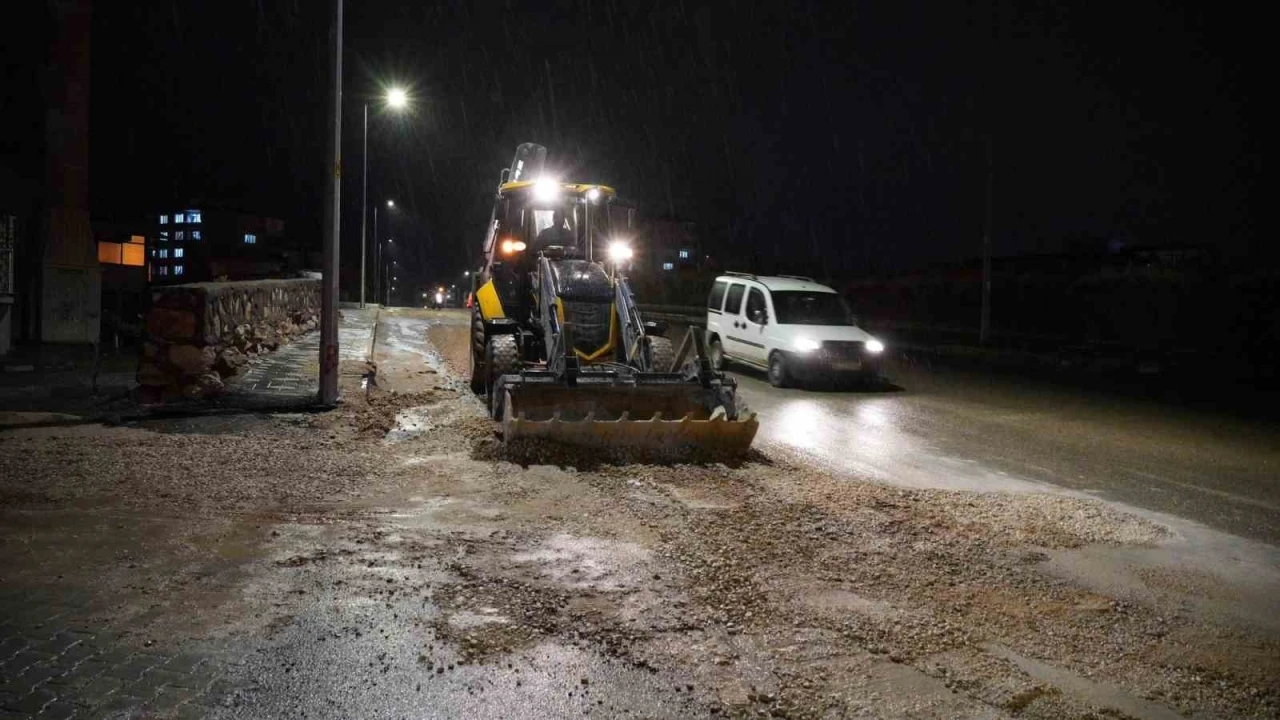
top-left (361, 85), bottom-right (411, 308)
top-left (386, 87), bottom-right (408, 110)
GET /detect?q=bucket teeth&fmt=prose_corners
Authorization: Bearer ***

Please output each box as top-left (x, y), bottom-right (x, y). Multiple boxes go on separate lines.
top-left (502, 410), bottom-right (759, 455)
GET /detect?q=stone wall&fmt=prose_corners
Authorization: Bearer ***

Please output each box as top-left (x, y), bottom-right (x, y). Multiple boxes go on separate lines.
top-left (139, 278), bottom-right (320, 402)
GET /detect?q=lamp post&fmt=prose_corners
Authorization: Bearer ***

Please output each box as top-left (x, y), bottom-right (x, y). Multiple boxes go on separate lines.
top-left (361, 91), bottom-right (408, 308)
top-left (319, 0), bottom-right (342, 405)
top-left (373, 199), bottom-right (394, 304)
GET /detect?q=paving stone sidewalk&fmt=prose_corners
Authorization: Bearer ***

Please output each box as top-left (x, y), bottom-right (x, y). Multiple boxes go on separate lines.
top-left (224, 306), bottom-right (377, 401)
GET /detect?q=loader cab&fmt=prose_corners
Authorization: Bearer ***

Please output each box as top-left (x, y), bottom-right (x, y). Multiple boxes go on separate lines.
top-left (476, 180), bottom-right (629, 325)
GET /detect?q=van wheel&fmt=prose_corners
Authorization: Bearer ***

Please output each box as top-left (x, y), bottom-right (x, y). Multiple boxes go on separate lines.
top-left (708, 337), bottom-right (726, 371)
top-left (768, 352), bottom-right (790, 388)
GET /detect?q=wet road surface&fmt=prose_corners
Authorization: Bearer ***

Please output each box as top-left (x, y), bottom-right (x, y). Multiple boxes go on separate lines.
top-left (730, 358), bottom-right (1280, 544)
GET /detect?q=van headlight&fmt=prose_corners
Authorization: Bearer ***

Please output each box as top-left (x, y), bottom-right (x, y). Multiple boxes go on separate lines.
top-left (865, 339), bottom-right (885, 354)
top-left (794, 338), bottom-right (821, 352)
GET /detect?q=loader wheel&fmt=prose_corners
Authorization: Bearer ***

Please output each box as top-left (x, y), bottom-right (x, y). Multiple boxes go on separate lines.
top-left (768, 351), bottom-right (791, 388)
top-left (648, 336), bottom-right (675, 373)
top-left (484, 334), bottom-right (521, 417)
top-left (708, 337), bottom-right (726, 371)
top-left (469, 310), bottom-right (486, 395)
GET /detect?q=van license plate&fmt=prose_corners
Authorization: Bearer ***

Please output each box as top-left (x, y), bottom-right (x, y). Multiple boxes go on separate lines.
top-left (833, 360), bottom-right (862, 371)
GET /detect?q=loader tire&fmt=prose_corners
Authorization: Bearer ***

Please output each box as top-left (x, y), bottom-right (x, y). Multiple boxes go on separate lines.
top-left (469, 310), bottom-right (486, 395)
top-left (648, 336), bottom-right (675, 373)
top-left (485, 334), bottom-right (521, 418)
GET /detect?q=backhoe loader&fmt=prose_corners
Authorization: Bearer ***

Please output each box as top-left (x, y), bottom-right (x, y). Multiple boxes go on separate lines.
top-left (468, 144), bottom-right (757, 455)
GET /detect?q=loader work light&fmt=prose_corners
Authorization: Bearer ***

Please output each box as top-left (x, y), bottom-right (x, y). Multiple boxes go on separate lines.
top-left (608, 242), bottom-right (633, 262)
top-left (500, 239), bottom-right (527, 254)
top-left (586, 187), bottom-right (602, 202)
top-left (533, 178), bottom-right (560, 202)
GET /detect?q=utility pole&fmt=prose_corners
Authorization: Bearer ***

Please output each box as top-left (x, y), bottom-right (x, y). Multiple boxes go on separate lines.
top-left (319, 0), bottom-right (342, 405)
top-left (979, 0), bottom-right (996, 346)
top-left (359, 103), bottom-right (367, 308)
top-left (980, 133), bottom-right (993, 345)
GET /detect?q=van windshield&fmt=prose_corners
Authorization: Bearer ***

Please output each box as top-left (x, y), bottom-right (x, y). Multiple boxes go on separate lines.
top-left (771, 291), bottom-right (855, 326)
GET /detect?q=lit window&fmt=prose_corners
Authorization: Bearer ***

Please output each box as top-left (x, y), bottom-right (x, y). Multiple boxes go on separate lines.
top-left (187, 210), bottom-right (201, 223)
top-left (158, 231), bottom-right (168, 242)
top-left (175, 231), bottom-right (185, 241)
top-left (174, 213), bottom-right (185, 224)
top-left (244, 233), bottom-right (257, 244)
top-left (160, 215), bottom-right (168, 224)
top-left (679, 249), bottom-right (690, 259)
top-left (174, 265), bottom-right (184, 275)
top-left (174, 248), bottom-right (184, 258)
top-left (158, 249), bottom-right (168, 259)
top-left (663, 262), bottom-right (675, 271)
top-left (98, 242), bottom-right (122, 264)
top-left (121, 243), bottom-right (144, 266)
top-left (191, 230), bottom-right (201, 240)
top-left (129, 235), bottom-right (145, 244)
top-left (150, 249), bottom-right (156, 257)
top-left (158, 266), bottom-right (168, 276)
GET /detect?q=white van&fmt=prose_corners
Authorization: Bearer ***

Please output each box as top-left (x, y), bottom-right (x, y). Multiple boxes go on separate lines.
top-left (704, 273), bottom-right (885, 387)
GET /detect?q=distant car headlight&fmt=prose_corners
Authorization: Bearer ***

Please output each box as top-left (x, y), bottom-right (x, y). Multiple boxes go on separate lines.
top-left (794, 338), bottom-right (821, 352)
top-left (865, 339), bottom-right (885, 354)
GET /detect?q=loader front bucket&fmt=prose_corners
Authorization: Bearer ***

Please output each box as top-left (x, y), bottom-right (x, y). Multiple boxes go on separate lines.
top-left (494, 374), bottom-right (759, 458)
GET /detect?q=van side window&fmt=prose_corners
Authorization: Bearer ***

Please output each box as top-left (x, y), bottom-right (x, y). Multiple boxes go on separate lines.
top-left (724, 283), bottom-right (746, 314)
top-left (707, 281), bottom-right (728, 312)
top-left (746, 288), bottom-right (767, 321)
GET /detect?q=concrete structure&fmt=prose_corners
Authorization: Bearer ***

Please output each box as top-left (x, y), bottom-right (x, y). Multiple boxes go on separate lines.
top-left (0, 0), bottom-right (99, 353)
top-left (39, 0), bottom-right (99, 345)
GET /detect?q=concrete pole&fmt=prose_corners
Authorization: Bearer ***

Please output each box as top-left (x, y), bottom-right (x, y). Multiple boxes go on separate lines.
top-left (979, 133), bottom-right (993, 345)
top-left (319, 0), bottom-right (342, 405)
top-left (360, 103), bottom-right (367, 308)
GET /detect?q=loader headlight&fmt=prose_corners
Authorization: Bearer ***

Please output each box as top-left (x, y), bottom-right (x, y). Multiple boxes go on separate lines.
top-left (865, 339), bottom-right (885, 354)
top-left (608, 242), bottom-right (633, 262)
top-left (533, 178), bottom-right (560, 202)
top-left (500, 239), bottom-right (527, 254)
top-left (794, 338), bottom-right (821, 352)
top-left (586, 187), bottom-right (601, 203)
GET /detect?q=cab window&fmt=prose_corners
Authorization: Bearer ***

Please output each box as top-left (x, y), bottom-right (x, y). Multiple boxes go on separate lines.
top-left (724, 283), bottom-right (746, 314)
top-left (745, 288), bottom-right (768, 322)
top-left (707, 280), bottom-right (728, 312)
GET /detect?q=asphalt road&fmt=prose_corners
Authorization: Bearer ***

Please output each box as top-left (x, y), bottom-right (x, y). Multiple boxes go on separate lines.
top-left (728, 357), bottom-right (1280, 545)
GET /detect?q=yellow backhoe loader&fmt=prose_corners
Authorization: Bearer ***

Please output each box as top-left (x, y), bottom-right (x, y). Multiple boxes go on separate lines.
top-left (468, 144), bottom-right (757, 456)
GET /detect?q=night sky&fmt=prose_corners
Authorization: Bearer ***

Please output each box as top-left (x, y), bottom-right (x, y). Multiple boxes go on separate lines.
top-left (83, 1), bottom-right (1261, 290)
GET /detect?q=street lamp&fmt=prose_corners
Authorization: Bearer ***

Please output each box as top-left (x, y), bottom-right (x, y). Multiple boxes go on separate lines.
top-left (361, 87), bottom-right (409, 308)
